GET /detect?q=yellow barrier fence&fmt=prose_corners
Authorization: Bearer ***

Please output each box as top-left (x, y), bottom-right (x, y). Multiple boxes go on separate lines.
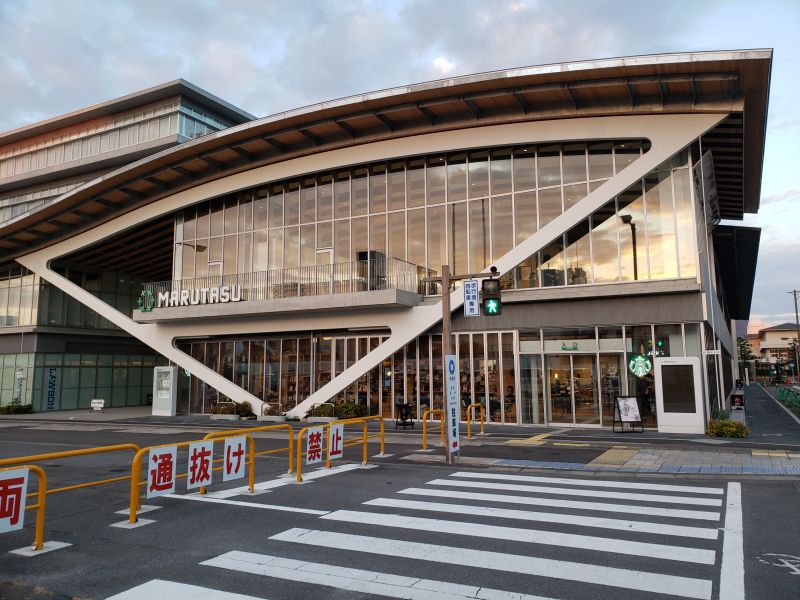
top-left (421, 409), bottom-right (445, 450)
top-left (128, 434), bottom-right (255, 524)
top-left (0, 444), bottom-right (142, 499)
top-left (466, 403), bottom-right (485, 439)
top-left (294, 415), bottom-right (384, 483)
top-left (0, 464), bottom-right (47, 551)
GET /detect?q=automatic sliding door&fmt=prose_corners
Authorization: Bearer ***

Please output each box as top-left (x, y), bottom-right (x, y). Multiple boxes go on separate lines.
top-left (547, 355), bottom-right (572, 424)
top-left (572, 355), bottom-right (599, 425)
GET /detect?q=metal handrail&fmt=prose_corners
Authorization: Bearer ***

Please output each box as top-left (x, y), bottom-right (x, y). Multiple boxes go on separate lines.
top-left (142, 258), bottom-right (437, 303)
top-left (128, 434), bottom-right (256, 524)
top-left (294, 415), bottom-right (383, 483)
top-left (0, 444), bottom-right (142, 499)
top-left (421, 409), bottom-right (445, 450)
top-left (466, 403), bottom-right (486, 439)
top-left (0, 464), bottom-right (47, 551)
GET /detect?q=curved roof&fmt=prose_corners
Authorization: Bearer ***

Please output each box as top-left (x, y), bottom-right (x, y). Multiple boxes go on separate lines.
top-left (0, 49), bottom-right (772, 265)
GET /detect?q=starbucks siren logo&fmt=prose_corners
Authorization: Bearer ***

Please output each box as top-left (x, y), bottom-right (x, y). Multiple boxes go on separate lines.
top-left (628, 354), bottom-right (652, 378)
top-left (137, 289), bottom-right (156, 313)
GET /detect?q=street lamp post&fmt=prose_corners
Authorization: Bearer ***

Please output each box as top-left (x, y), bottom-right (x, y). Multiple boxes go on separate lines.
top-left (620, 214), bottom-right (638, 281)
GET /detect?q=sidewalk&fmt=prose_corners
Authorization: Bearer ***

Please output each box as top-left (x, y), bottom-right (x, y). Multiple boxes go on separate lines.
top-left (4, 383), bottom-right (800, 477)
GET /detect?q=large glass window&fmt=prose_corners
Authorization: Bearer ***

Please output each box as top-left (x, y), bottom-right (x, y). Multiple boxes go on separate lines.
top-left (172, 139), bottom-right (667, 293)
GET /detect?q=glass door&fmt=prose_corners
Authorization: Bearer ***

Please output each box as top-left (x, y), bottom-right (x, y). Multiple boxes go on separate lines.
top-left (572, 355), bottom-right (599, 425)
top-left (599, 354), bottom-right (623, 426)
top-left (547, 355), bottom-right (573, 424)
top-left (520, 354), bottom-right (544, 424)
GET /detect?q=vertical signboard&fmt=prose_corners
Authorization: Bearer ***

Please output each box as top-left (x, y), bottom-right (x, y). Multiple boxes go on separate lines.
top-left (223, 436), bottom-right (247, 482)
top-left (306, 426), bottom-right (324, 465)
top-left (328, 423), bottom-right (344, 460)
top-left (445, 354), bottom-right (460, 455)
top-left (463, 279), bottom-right (479, 317)
top-left (13, 369), bottom-right (25, 404)
top-left (186, 440), bottom-right (214, 490)
top-left (0, 468), bottom-right (29, 534)
top-left (147, 446), bottom-right (177, 499)
top-left (152, 366), bottom-right (178, 416)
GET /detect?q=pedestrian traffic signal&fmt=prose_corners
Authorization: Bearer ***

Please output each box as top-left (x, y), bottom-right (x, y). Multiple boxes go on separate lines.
top-left (481, 278), bottom-right (502, 316)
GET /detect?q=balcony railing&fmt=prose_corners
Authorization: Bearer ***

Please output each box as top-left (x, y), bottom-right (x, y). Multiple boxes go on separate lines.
top-left (141, 258), bottom-right (436, 305)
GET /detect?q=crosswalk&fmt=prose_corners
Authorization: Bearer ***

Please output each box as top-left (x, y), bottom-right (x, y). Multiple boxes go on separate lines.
top-left (109, 470), bottom-right (742, 600)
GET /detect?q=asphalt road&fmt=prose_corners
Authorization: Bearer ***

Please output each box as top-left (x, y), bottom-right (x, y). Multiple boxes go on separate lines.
top-left (2, 424), bottom-right (800, 600)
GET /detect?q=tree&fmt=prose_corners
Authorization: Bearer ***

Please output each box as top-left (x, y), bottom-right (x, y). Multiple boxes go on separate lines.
top-left (737, 337), bottom-right (755, 362)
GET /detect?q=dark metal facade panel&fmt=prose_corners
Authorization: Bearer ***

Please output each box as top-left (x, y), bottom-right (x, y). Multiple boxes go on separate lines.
top-left (712, 225), bottom-right (761, 320)
top-left (445, 292), bottom-right (705, 332)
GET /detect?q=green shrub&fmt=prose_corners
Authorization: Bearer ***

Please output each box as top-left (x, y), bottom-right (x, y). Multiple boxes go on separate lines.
top-left (334, 402), bottom-right (368, 420)
top-left (0, 403), bottom-right (34, 415)
top-left (236, 401), bottom-right (255, 418)
top-left (211, 402), bottom-right (236, 415)
top-left (716, 409), bottom-right (730, 420)
top-left (310, 403), bottom-right (335, 418)
top-left (706, 419), bottom-right (749, 438)
top-left (263, 402), bottom-right (283, 416)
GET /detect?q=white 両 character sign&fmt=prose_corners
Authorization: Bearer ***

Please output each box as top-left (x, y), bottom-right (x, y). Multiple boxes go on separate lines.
top-left (223, 436), bottom-right (247, 482)
top-left (0, 467), bottom-right (29, 534)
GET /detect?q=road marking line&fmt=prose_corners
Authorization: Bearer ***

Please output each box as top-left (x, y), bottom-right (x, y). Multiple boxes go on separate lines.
top-left (105, 579), bottom-right (265, 600)
top-left (398, 488), bottom-right (721, 520)
top-left (204, 463), bottom-right (366, 498)
top-left (427, 479), bottom-right (723, 506)
top-left (322, 510), bottom-right (716, 564)
top-left (203, 550), bottom-right (561, 600)
top-left (162, 493), bottom-right (329, 515)
top-left (505, 429), bottom-right (568, 446)
top-left (719, 482), bottom-right (745, 600)
top-left (364, 497), bottom-right (719, 539)
top-left (449, 471), bottom-right (724, 495)
top-left (552, 442), bottom-right (590, 447)
top-left (269, 528), bottom-right (713, 599)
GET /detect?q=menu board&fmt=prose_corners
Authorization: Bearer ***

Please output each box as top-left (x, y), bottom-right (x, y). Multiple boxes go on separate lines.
top-left (616, 396), bottom-right (642, 423)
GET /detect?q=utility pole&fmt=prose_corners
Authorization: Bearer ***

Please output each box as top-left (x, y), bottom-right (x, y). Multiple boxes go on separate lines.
top-left (425, 265), bottom-right (500, 465)
top-left (790, 290), bottom-right (800, 379)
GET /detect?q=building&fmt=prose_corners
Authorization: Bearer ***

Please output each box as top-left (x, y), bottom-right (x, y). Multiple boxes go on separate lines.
top-left (0, 81), bottom-right (254, 410)
top-left (756, 323), bottom-right (799, 365)
top-left (0, 50), bottom-right (770, 429)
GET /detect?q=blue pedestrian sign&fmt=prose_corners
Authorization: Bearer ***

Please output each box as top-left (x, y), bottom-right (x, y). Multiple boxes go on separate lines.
top-left (464, 279), bottom-right (479, 317)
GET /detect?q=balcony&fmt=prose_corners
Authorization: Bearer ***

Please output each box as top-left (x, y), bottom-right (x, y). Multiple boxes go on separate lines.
top-left (133, 257), bottom-right (435, 322)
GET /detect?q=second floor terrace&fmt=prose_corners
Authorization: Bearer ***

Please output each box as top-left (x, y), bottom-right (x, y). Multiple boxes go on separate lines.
top-left (133, 257), bottom-right (435, 322)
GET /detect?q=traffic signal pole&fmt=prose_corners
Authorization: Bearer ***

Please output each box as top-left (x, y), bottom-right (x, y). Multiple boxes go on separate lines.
top-left (425, 265), bottom-right (499, 465)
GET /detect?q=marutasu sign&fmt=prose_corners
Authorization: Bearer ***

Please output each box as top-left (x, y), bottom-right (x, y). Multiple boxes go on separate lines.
top-left (156, 285), bottom-right (243, 308)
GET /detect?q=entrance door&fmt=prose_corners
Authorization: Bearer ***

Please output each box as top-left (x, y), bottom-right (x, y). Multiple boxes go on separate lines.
top-left (547, 355), bottom-right (573, 424)
top-left (654, 356), bottom-right (705, 433)
top-left (520, 354), bottom-right (545, 424)
top-left (547, 355), bottom-right (599, 426)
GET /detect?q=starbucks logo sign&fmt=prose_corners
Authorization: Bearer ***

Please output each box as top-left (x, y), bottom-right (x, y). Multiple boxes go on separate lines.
top-left (137, 289), bottom-right (156, 313)
top-left (628, 354), bottom-right (652, 378)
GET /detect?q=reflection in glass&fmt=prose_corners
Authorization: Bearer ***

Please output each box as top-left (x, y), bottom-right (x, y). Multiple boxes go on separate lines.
top-left (674, 167), bottom-right (697, 277)
top-left (369, 165), bottom-right (387, 214)
top-left (490, 149), bottom-right (512, 195)
top-left (426, 156), bottom-right (446, 205)
top-left (537, 187), bottom-right (562, 228)
top-left (388, 162), bottom-right (405, 211)
top-left (447, 153), bottom-right (467, 202)
top-left (547, 355), bottom-right (572, 423)
top-left (514, 191), bottom-right (536, 245)
top-left (618, 187), bottom-right (646, 281)
top-left (491, 195), bottom-right (513, 261)
top-left (468, 151), bottom-right (489, 198)
top-left (540, 238), bottom-right (564, 287)
top-left (565, 220), bottom-right (590, 285)
top-left (562, 143), bottom-right (587, 184)
top-left (513, 146), bottom-right (536, 191)
top-left (469, 199), bottom-right (489, 272)
top-left (449, 202), bottom-right (468, 276)
top-left (520, 354), bottom-right (543, 424)
top-left (591, 201), bottom-right (619, 283)
top-left (537, 145), bottom-right (561, 188)
top-left (645, 171), bottom-right (678, 279)
top-left (588, 142), bottom-right (614, 180)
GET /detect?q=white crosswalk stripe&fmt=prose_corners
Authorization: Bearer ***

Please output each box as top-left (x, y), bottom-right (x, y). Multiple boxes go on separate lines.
top-left (112, 469), bottom-right (739, 600)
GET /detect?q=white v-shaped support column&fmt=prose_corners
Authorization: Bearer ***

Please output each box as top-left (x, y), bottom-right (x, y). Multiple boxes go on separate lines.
top-left (15, 113), bottom-right (725, 418)
top-left (285, 112), bottom-right (725, 417)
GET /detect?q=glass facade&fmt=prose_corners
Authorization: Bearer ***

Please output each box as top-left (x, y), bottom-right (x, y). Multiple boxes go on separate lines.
top-left (0, 101), bottom-right (231, 181)
top-left (173, 140), bottom-right (697, 285)
top-left (0, 267), bottom-right (140, 330)
top-left (0, 352), bottom-right (163, 410)
top-left (177, 323), bottom-right (703, 426)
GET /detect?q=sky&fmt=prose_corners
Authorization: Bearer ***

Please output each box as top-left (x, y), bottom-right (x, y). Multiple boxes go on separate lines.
top-left (0, 0), bottom-right (797, 326)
